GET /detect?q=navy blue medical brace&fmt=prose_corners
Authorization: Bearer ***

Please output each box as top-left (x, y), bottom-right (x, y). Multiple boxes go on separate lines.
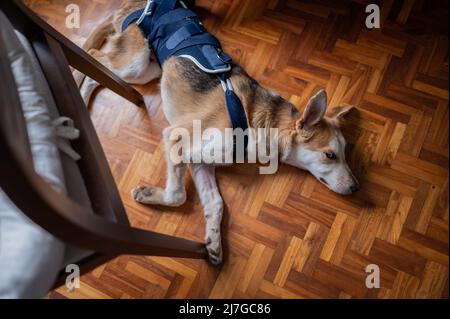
top-left (121, 0), bottom-right (248, 152)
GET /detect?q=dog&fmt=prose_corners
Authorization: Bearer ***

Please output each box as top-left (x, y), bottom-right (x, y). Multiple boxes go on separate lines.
top-left (75, 0), bottom-right (359, 264)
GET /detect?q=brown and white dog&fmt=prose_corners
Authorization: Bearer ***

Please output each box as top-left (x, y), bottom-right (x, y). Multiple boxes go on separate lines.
top-left (75, 0), bottom-right (359, 264)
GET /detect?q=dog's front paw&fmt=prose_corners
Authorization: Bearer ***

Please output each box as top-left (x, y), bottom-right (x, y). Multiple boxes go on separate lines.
top-left (132, 186), bottom-right (152, 202)
top-left (205, 232), bottom-right (222, 265)
top-left (132, 186), bottom-right (163, 205)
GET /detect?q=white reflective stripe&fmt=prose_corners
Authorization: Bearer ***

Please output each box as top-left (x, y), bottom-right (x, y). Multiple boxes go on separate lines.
top-left (219, 78), bottom-right (235, 92)
top-left (179, 1), bottom-right (188, 9)
top-left (226, 78), bottom-right (234, 91)
top-left (219, 79), bottom-right (227, 92)
top-left (178, 55), bottom-right (231, 74)
top-left (137, 0), bottom-right (186, 26)
top-left (136, 0), bottom-right (154, 25)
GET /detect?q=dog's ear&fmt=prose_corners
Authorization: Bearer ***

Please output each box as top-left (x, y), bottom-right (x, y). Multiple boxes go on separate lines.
top-left (326, 105), bottom-right (354, 120)
top-left (297, 89), bottom-right (327, 130)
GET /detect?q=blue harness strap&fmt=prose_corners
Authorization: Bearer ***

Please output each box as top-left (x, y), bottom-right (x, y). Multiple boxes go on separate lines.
top-left (122, 0), bottom-right (249, 151)
top-left (218, 73), bottom-right (249, 154)
top-left (121, 9), bottom-right (145, 32)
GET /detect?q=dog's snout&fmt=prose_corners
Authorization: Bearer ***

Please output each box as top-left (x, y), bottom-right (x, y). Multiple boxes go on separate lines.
top-left (350, 183), bottom-right (360, 193)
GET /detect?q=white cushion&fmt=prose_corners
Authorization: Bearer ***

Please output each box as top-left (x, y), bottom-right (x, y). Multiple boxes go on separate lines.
top-left (0, 11), bottom-right (66, 299)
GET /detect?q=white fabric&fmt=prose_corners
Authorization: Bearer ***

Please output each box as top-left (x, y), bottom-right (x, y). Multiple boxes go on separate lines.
top-left (52, 117), bottom-right (81, 161)
top-left (0, 11), bottom-right (66, 299)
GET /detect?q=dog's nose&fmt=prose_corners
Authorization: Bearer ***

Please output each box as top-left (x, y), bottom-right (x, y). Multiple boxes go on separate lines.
top-left (350, 183), bottom-right (360, 193)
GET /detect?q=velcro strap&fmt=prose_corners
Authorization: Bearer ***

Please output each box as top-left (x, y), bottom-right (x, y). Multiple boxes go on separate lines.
top-left (149, 8), bottom-right (198, 40)
top-left (166, 23), bottom-right (204, 50)
top-left (157, 33), bottom-right (220, 63)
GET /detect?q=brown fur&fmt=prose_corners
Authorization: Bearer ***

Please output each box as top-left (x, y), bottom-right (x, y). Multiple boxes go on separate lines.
top-left (76, 1), bottom-right (358, 264)
top-left (77, 0), bottom-right (335, 153)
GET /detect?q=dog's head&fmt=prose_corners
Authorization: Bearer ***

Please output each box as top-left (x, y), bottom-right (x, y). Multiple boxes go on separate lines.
top-left (281, 90), bottom-right (359, 195)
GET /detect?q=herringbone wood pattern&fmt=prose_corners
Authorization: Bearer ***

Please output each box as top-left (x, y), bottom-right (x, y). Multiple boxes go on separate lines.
top-left (26, 0), bottom-right (448, 298)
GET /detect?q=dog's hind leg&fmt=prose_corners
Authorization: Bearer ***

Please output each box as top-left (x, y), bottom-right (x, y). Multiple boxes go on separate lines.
top-left (79, 49), bottom-right (109, 106)
top-left (80, 76), bottom-right (101, 106)
top-left (104, 31), bottom-right (161, 85)
top-left (190, 163), bottom-right (223, 265)
top-left (132, 127), bottom-right (187, 207)
top-left (121, 59), bottom-right (161, 85)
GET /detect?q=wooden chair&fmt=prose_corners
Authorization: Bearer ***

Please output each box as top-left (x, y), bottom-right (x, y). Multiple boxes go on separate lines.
top-left (0, 0), bottom-right (206, 288)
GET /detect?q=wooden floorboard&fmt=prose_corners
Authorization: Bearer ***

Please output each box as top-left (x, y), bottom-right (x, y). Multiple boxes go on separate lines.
top-left (26, 0), bottom-right (448, 299)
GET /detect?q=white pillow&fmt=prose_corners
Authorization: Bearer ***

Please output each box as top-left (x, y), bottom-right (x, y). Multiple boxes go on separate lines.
top-left (0, 11), bottom-right (66, 299)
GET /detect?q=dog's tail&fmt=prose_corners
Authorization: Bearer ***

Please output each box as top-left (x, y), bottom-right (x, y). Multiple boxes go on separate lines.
top-left (73, 15), bottom-right (114, 88)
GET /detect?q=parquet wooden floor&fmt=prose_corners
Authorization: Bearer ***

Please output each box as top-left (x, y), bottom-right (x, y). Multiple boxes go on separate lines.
top-left (25, 0), bottom-right (448, 299)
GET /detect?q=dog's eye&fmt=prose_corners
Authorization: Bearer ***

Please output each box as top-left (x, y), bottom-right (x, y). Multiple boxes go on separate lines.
top-left (325, 152), bottom-right (337, 160)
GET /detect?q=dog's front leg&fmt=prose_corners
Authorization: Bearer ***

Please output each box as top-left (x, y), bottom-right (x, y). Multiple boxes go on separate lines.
top-left (132, 128), bottom-right (187, 207)
top-left (190, 163), bottom-right (223, 265)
